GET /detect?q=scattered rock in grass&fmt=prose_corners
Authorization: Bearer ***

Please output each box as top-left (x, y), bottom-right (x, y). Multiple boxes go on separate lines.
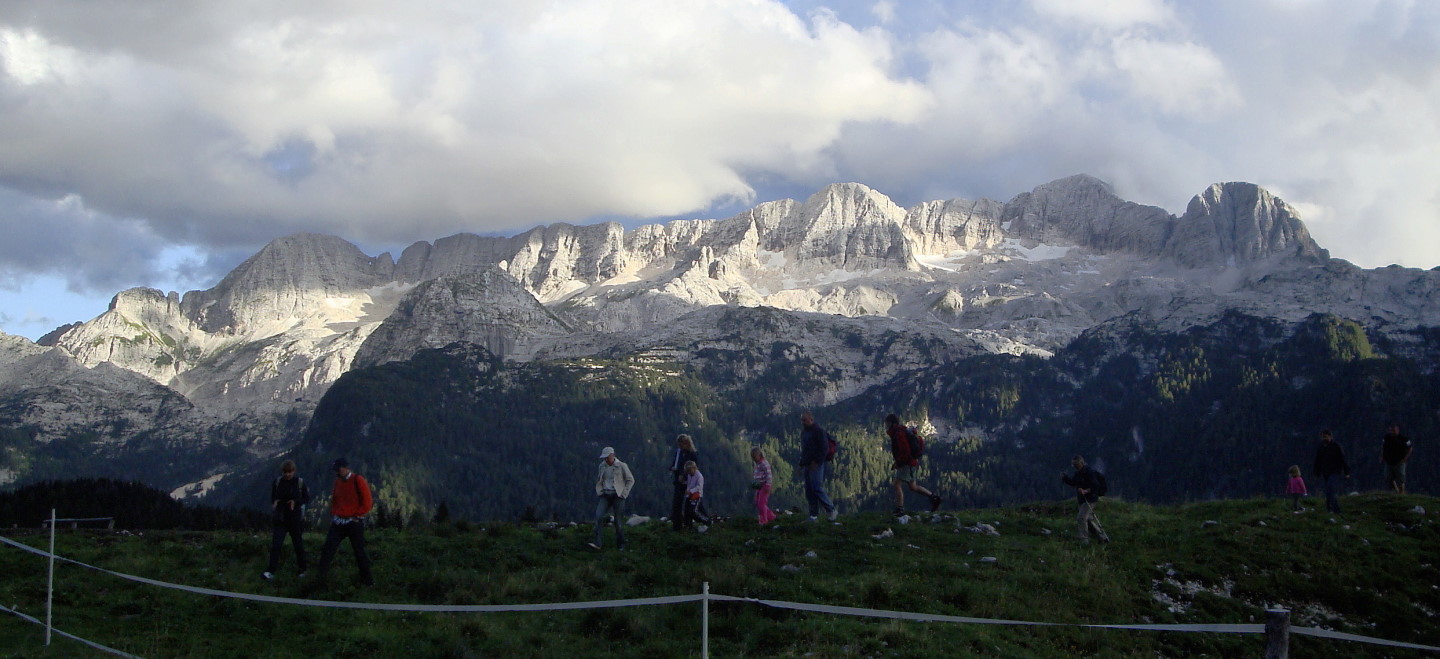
top-left (1040, 528), bottom-right (1052, 536)
top-left (745, 539), bottom-right (755, 547)
top-left (897, 515), bottom-right (912, 525)
top-left (872, 528), bottom-right (894, 540)
top-left (1202, 520), bottom-right (1219, 528)
top-left (965, 523), bottom-right (1000, 536)
top-left (980, 556), bottom-right (998, 563)
top-left (625, 515), bottom-right (650, 526)
top-left (1413, 506), bottom-right (1427, 515)
top-left (804, 550), bottom-right (818, 558)
top-left (1258, 521), bottom-right (1267, 527)
top-left (907, 544), bottom-right (921, 549)
top-left (781, 564), bottom-right (802, 573)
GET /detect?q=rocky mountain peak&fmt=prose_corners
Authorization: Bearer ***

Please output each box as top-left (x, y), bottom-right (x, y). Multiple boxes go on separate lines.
top-left (1165, 182), bottom-right (1326, 267)
top-left (1002, 174), bottom-right (1174, 255)
top-left (180, 232), bottom-right (396, 333)
top-left (770, 182), bottom-right (914, 269)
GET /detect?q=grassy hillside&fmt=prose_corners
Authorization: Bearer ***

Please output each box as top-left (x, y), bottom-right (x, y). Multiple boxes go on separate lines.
top-left (2, 493), bottom-right (1437, 658)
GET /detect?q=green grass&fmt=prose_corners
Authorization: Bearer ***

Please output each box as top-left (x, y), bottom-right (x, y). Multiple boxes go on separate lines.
top-left (1, 493), bottom-right (1437, 658)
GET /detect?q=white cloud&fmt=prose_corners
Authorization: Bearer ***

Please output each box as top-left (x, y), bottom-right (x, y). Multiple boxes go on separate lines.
top-left (0, 1), bottom-right (930, 249)
top-left (1027, 0), bottom-right (1175, 31)
top-left (0, 0), bottom-right (1437, 320)
top-left (1110, 36), bottom-right (1241, 117)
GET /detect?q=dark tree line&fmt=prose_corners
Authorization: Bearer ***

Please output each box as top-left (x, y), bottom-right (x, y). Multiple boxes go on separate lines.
top-left (0, 478), bottom-right (266, 530)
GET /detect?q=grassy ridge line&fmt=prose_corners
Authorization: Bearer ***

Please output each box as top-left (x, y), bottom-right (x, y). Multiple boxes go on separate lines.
top-left (1, 493), bottom-right (1437, 658)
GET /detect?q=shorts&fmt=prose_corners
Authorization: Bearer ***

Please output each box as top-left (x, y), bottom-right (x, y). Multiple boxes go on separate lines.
top-left (1386, 462), bottom-right (1407, 486)
top-left (892, 466), bottom-right (917, 483)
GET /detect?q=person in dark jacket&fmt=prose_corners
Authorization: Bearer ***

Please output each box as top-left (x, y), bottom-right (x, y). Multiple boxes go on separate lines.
top-left (1314, 429), bottom-right (1351, 514)
top-left (885, 414), bottom-right (942, 515)
top-left (799, 412), bottom-right (837, 522)
top-left (1061, 455), bottom-right (1109, 543)
top-left (263, 460), bottom-right (310, 580)
top-left (1381, 424), bottom-right (1414, 494)
top-left (669, 434), bottom-right (699, 531)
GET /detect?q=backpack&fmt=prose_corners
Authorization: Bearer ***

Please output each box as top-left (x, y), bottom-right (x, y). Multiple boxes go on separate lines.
top-left (1092, 470), bottom-right (1108, 497)
top-left (904, 426), bottom-right (926, 461)
top-left (825, 431), bottom-right (838, 462)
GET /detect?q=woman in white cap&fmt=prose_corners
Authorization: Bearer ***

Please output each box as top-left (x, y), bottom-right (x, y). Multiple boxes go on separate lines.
top-left (589, 447), bottom-right (635, 551)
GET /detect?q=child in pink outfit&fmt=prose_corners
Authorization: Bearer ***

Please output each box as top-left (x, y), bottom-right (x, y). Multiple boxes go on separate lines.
top-left (1286, 465), bottom-right (1308, 511)
top-left (751, 447), bottom-right (776, 525)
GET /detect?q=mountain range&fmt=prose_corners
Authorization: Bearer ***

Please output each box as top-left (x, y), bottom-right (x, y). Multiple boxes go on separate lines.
top-left (0, 174), bottom-right (1435, 519)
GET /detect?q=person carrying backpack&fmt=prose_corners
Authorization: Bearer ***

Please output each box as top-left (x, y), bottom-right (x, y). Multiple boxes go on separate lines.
top-left (885, 414), bottom-right (942, 515)
top-left (799, 412), bottom-right (838, 522)
top-left (1061, 455), bottom-right (1110, 544)
top-left (263, 459), bottom-right (309, 580)
top-left (316, 458), bottom-right (374, 586)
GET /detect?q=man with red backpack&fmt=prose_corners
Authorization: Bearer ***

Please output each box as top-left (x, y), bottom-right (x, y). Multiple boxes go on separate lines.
top-left (799, 412), bottom-right (838, 522)
top-left (885, 414), bottom-right (942, 515)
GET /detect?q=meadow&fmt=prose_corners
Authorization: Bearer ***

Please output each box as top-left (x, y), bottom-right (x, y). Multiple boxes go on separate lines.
top-left (1, 493), bottom-right (1437, 658)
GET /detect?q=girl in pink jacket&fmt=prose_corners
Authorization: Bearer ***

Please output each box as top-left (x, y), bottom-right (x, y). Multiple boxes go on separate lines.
top-left (1286, 465), bottom-right (1308, 511)
top-left (751, 447), bottom-right (776, 526)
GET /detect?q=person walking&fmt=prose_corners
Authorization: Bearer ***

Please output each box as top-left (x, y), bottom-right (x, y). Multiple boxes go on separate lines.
top-left (683, 461), bottom-right (712, 531)
top-left (668, 434), bottom-right (699, 531)
top-left (884, 414), bottom-right (942, 515)
top-left (1381, 424), bottom-right (1414, 494)
top-left (315, 458), bottom-right (374, 586)
top-left (263, 460), bottom-right (310, 580)
top-left (1285, 465), bottom-right (1308, 512)
top-left (1314, 430), bottom-right (1351, 514)
top-left (1061, 455), bottom-right (1109, 544)
top-left (588, 447), bottom-right (635, 551)
top-left (751, 447), bottom-right (777, 526)
top-left (800, 412), bottom-right (837, 522)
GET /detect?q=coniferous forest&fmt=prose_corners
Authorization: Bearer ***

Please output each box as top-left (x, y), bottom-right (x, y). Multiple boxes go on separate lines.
top-left (193, 311), bottom-right (1438, 525)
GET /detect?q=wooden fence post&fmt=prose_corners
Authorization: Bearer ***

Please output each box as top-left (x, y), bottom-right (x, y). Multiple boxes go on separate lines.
top-left (1264, 609), bottom-right (1290, 659)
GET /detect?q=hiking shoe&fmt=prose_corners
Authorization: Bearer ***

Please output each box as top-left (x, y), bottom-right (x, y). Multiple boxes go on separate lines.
top-left (806, 516), bottom-right (819, 523)
top-left (586, 542), bottom-right (602, 551)
top-left (892, 507), bottom-right (906, 517)
top-left (261, 571), bottom-right (274, 581)
top-left (827, 508), bottom-right (839, 522)
top-left (929, 495), bottom-right (943, 512)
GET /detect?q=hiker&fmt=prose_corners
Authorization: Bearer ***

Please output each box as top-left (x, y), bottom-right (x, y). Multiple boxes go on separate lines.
top-left (263, 459), bottom-right (310, 580)
top-left (683, 460), bottom-right (712, 531)
top-left (884, 414), bottom-right (942, 515)
top-left (315, 458), bottom-right (374, 586)
top-left (751, 447), bottom-right (776, 526)
top-left (800, 412), bottom-right (837, 521)
top-left (669, 434), bottom-right (699, 531)
top-left (1061, 455), bottom-right (1109, 544)
top-left (1381, 424), bottom-right (1413, 494)
top-left (589, 447), bottom-right (635, 551)
top-left (1313, 430), bottom-right (1350, 514)
top-left (1285, 465), bottom-right (1308, 511)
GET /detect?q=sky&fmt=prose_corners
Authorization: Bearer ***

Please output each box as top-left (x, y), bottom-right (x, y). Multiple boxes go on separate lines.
top-left (1, 0), bottom-right (1437, 340)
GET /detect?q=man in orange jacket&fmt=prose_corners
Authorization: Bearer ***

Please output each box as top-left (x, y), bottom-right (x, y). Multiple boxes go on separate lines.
top-left (315, 458), bottom-right (374, 586)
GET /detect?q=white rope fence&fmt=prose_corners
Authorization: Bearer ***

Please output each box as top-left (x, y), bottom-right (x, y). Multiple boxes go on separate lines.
top-left (3, 532), bottom-right (1438, 658)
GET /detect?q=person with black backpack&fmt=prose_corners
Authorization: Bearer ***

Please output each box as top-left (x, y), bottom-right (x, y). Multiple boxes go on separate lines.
top-left (1061, 455), bottom-right (1110, 544)
top-left (885, 414), bottom-right (942, 515)
top-left (263, 459), bottom-right (310, 580)
top-left (799, 412), bottom-right (838, 522)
